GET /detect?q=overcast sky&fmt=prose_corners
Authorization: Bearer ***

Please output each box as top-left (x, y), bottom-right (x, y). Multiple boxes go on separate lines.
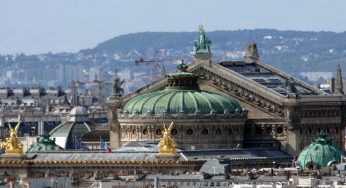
top-left (1, 0), bottom-right (346, 55)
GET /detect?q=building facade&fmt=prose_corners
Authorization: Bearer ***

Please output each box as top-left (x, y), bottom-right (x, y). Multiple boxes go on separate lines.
top-left (108, 27), bottom-right (346, 155)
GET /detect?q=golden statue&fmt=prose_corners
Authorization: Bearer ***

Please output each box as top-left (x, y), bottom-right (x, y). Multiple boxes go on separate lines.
top-left (3, 121), bottom-right (23, 155)
top-left (158, 122), bottom-right (176, 155)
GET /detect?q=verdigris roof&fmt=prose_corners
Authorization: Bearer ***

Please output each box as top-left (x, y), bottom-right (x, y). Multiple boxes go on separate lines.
top-left (123, 62), bottom-right (241, 115)
top-left (27, 135), bottom-right (63, 153)
top-left (123, 89), bottom-right (241, 115)
top-left (297, 133), bottom-right (344, 169)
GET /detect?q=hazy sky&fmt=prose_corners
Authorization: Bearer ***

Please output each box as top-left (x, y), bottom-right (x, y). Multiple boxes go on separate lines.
top-left (1, 0), bottom-right (346, 55)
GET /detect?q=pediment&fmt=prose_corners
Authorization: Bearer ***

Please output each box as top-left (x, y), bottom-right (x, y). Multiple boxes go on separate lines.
top-left (198, 82), bottom-right (277, 118)
top-left (190, 63), bottom-right (285, 118)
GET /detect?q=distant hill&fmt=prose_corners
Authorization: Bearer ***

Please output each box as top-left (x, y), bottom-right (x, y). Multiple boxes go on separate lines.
top-left (80, 29), bottom-right (346, 74)
top-left (0, 29), bottom-right (345, 88)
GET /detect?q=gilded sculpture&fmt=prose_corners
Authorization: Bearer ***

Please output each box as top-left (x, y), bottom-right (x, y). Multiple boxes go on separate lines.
top-left (158, 122), bottom-right (176, 155)
top-left (2, 121), bottom-right (24, 155)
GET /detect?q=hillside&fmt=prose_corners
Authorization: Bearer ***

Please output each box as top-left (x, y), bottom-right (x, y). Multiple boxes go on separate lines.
top-left (81, 29), bottom-right (346, 74)
top-left (0, 29), bottom-right (345, 88)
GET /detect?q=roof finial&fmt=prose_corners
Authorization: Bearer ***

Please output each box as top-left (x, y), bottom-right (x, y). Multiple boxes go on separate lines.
top-left (176, 60), bottom-right (188, 72)
top-left (244, 41), bottom-right (259, 63)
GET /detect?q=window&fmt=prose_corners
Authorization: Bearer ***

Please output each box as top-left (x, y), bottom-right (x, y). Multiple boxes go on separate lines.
top-left (186, 129), bottom-right (193, 135)
top-left (215, 129), bottom-right (221, 135)
top-left (228, 128), bottom-right (232, 135)
top-left (171, 129), bottom-right (177, 135)
top-left (202, 129), bottom-right (208, 135)
top-left (236, 128), bottom-right (240, 134)
top-left (266, 127), bottom-right (272, 135)
top-left (156, 129), bottom-right (162, 135)
top-left (276, 127), bottom-right (283, 135)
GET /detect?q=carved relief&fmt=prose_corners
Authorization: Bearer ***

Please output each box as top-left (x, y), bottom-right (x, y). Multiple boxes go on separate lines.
top-left (108, 101), bottom-right (122, 132)
top-left (192, 67), bottom-right (284, 117)
top-left (286, 104), bottom-right (302, 130)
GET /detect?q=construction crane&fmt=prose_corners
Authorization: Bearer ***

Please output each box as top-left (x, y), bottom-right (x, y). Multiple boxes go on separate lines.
top-left (70, 69), bottom-right (113, 108)
top-left (134, 50), bottom-right (164, 82)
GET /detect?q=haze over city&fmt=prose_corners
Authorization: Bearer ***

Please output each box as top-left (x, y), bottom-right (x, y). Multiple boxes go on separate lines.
top-left (1, 0), bottom-right (346, 54)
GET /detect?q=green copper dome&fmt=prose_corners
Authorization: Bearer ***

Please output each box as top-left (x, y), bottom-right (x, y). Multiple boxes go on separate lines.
top-left (297, 133), bottom-right (344, 169)
top-left (123, 62), bottom-right (241, 115)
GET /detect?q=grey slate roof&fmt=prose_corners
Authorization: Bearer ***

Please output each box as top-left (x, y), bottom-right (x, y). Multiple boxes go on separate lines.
top-left (181, 148), bottom-right (292, 162)
top-left (199, 159), bottom-right (229, 175)
top-left (28, 148), bottom-right (291, 163)
top-left (219, 61), bottom-right (321, 96)
top-left (30, 151), bottom-right (184, 161)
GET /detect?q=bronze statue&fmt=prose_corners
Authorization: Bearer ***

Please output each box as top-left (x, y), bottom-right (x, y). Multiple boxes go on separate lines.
top-left (285, 77), bottom-right (298, 94)
top-left (112, 77), bottom-right (125, 97)
top-left (158, 122), bottom-right (177, 155)
top-left (194, 25), bottom-right (211, 55)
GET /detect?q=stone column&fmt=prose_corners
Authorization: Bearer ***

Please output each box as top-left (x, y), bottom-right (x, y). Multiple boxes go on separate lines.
top-left (107, 95), bottom-right (122, 149)
top-left (284, 101), bottom-right (302, 155)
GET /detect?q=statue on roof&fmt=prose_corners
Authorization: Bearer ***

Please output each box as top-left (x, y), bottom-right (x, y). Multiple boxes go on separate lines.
top-left (3, 120), bottom-right (23, 155)
top-left (112, 76), bottom-right (125, 97)
top-left (176, 60), bottom-right (188, 72)
top-left (314, 132), bottom-right (333, 145)
top-left (244, 41), bottom-right (259, 63)
top-left (194, 25), bottom-right (211, 55)
top-left (285, 77), bottom-right (298, 94)
top-left (158, 122), bottom-right (177, 155)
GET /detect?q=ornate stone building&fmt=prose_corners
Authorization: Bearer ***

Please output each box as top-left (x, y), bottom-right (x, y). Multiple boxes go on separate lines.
top-left (0, 114), bottom-right (292, 187)
top-left (117, 62), bottom-right (247, 150)
top-left (108, 27), bottom-right (346, 155)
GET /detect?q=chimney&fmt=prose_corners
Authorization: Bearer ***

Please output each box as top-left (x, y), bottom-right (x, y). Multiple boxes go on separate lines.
top-left (335, 64), bottom-right (344, 95)
top-left (329, 78), bottom-right (335, 94)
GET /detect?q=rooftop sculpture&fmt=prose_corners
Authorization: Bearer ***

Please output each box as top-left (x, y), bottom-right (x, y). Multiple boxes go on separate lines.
top-left (112, 76), bottom-right (125, 97)
top-left (244, 41), bottom-right (259, 62)
top-left (194, 25), bottom-right (211, 55)
top-left (158, 122), bottom-right (177, 155)
top-left (2, 120), bottom-right (24, 156)
top-left (285, 77), bottom-right (298, 94)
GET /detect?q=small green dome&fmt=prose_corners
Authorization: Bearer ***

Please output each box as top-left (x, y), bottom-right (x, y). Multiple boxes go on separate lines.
top-left (297, 133), bottom-right (344, 169)
top-left (123, 62), bottom-right (241, 115)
